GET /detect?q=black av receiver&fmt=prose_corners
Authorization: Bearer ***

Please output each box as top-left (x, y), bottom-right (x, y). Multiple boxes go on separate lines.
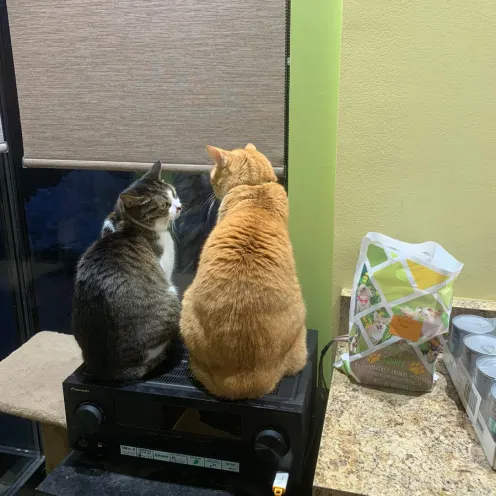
top-left (63, 330), bottom-right (317, 487)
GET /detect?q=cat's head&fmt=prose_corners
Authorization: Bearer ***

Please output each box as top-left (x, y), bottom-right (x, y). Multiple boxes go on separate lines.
top-left (117, 161), bottom-right (182, 230)
top-left (206, 143), bottom-right (277, 199)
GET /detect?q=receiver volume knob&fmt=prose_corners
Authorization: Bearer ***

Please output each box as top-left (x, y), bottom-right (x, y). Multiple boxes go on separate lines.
top-left (254, 429), bottom-right (289, 462)
top-left (73, 403), bottom-right (104, 435)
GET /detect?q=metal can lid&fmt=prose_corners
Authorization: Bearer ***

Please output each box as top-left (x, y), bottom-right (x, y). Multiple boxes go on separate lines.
top-left (491, 382), bottom-right (496, 398)
top-left (453, 315), bottom-right (495, 335)
top-left (464, 334), bottom-right (496, 355)
top-left (476, 355), bottom-right (496, 380)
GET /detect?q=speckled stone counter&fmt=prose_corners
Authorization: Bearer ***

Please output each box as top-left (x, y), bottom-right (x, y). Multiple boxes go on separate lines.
top-left (313, 345), bottom-right (496, 496)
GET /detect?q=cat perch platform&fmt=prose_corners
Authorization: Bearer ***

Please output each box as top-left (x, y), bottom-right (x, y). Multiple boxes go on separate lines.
top-left (0, 331), bottom-right (82, 472)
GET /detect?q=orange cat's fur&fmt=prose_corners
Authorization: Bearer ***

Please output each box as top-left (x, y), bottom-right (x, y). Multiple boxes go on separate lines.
top-left (180, 144), bottom-right (307, 399)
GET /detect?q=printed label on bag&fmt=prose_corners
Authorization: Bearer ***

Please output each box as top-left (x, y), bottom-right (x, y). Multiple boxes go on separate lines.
top-left (350, 340), bottom-right (434, 391)
top-left (389, 315), bottom-right (423, 342)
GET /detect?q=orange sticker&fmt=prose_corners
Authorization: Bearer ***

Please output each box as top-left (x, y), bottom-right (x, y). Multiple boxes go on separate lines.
top-left (389, 315), bottom-right (422, 342)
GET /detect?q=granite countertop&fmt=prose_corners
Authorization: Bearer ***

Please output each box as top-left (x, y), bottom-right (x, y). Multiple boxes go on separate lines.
top-left (313, 344), bottom-right (496, 496)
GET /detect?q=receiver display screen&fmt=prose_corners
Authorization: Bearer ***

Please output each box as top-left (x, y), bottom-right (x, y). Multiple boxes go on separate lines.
top-left (161, 405), bottom-right (242, 440)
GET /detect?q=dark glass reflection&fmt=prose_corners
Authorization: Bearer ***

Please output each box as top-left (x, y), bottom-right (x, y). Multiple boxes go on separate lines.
top-left (0, 214), bottom-right (39, 488)
top-left (23, 169), bottom-right (218, 334)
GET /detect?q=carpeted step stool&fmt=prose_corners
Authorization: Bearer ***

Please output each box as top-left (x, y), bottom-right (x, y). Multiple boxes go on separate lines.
top-left (0, 331), bottom-right (82, 473)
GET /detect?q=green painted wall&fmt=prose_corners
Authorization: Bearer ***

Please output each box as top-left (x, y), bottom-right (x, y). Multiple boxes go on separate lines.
top-left (288, 0), bottom-right (343, 353)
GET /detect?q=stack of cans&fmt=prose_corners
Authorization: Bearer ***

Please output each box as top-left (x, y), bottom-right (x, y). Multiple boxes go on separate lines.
top-left (448, 315), bottom-right (496, 439)
top-left (489, 383), bottom-right (496, 441)
top-left (448, 315), bottom-right (495, 359)
top-left (475, 356), bottom-right (496, 424)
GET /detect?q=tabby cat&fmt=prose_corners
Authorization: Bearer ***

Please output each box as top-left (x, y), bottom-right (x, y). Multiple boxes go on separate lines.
top-left (73, 161), bottom-right (182, 381)
top-left (180, 144), bottom-right (307, 399)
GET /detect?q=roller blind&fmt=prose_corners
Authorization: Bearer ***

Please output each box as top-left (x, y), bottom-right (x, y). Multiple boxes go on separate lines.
top-left (7, 1), bottom-right (287, 172)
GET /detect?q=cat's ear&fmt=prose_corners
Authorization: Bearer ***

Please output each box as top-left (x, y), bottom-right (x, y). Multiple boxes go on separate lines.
top-left (206, 145), bottom-right (228, 168)
top-left (245, 143), bottom-right (257, 151)
top-left (144, 160), bottom-right (162, 179)
top-left (119, 190), bottom-right (147, 209)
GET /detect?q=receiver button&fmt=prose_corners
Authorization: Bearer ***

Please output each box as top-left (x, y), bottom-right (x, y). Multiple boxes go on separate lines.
top-left (254, 429), bottom-right (289, 462)
top-left (73, 403), bottom-right (104, 436)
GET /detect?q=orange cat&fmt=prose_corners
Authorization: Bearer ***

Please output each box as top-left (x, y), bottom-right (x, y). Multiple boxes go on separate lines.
top-left (180, 144), bottom-right (307, 399)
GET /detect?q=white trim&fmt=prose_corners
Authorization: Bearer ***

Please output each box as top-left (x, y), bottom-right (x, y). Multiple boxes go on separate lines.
top-left (22, 158), bottom-right (284, 177)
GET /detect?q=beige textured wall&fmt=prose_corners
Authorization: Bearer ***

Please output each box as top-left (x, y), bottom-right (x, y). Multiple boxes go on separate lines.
top-left (333, 0), bottom-right (496, 333)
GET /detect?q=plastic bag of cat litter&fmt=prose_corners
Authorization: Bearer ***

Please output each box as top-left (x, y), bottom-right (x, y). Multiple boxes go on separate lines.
top-left (337, 233), bottom-right (463, 392)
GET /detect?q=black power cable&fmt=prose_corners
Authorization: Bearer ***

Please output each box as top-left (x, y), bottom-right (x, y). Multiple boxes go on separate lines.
top-left (317, 335), bottom-right (350, 393)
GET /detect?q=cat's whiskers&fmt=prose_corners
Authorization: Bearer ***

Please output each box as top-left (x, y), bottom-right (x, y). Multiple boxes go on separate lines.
top-left (200, 193), bottom-right (215, 214)
top-left (182, 259), bottom-right (195, 272)
top-left (179, 202), bottom-right (191, 212)
top-left (200, 196), bottom-right (211, 213)
top-left (169, 218), bottom-right (179, 242)
top-left (207, 195), bottom-right (218, 222)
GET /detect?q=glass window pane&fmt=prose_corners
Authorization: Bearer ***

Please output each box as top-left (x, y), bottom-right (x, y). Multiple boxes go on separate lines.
top-left (0, 223), bottom-right (19, 362)
top-left (0, 219), bottom-right (41, 493)
top-left (23, 169), bottom-right (218, 333)
top-left (0, 221), bottom-right (35, 451)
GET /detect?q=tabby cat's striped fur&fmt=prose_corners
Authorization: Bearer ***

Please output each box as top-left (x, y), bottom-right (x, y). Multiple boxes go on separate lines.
top-left (73, 162), bottom-right (181, 381)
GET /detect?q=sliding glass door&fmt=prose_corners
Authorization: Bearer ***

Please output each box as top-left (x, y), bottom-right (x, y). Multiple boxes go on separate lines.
top-left (0, 134), bottom-right (42, 495)
top-left (0, 219), bottom-right (41, 495)
top-left (0, 2), bottom-right (43, 493)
